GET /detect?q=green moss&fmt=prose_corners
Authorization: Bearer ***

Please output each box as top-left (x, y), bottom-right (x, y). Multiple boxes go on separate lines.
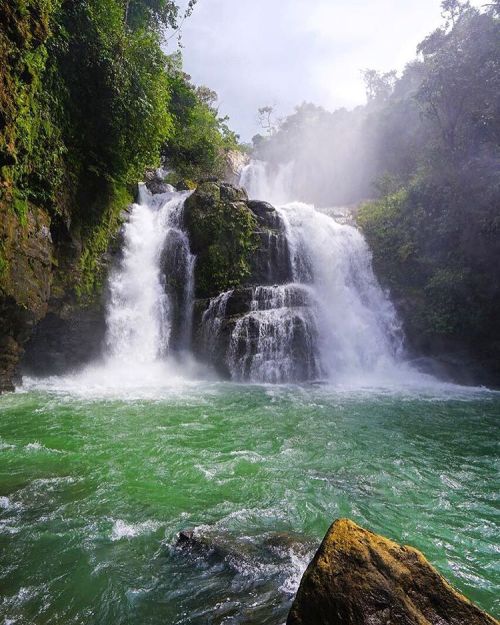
top-left (75, 184), bottom-right (132, 299)
top-left (184, 182), bottom-right (258, 297)
top-left (0, 1), bottom-right (66, 221)
top-left (0, 245), bottom-right (8, 281)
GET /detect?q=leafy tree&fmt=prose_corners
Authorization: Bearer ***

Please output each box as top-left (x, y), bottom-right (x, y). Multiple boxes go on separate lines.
top-left (162, 66), bottom-right (240, 181)
top-left (361, 69), bottom-right (397, 103)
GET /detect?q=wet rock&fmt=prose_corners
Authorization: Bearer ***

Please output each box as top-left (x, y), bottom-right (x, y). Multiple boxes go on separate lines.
top-left (22, 305), bottom-right (106, 376)
top-left (184, 180), bottom-right (291, 299)
top-left (287, 518), bottom-right (498, 625)
top-left (174, 528), bottom-right (257, 574)
top-left (144, 168), bottom-right (173, 195)
top-left (174, 528), bottom-right (316, 575)
top-left (0, 206), bottom-right (53, 391)
top-left (192, 285), bottom-right (320, 381)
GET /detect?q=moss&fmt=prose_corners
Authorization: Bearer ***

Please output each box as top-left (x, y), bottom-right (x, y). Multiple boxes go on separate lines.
top-left (74, 184), bottom-right (132, 299)
top-left (184, 182), bottom-right (258, 298)
top-left (0, 245), bottom-right (9, 280)
top-left (0, 1), bottom-right (66, 221)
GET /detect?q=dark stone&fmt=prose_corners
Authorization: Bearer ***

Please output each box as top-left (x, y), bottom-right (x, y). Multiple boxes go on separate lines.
top-left (288, 519), bottom-right (498, 625)
top-left (174, 528), bottom-right (316, 575)
top-left (192, 285), bottom-right (320, 381)
top-left (175, 180), bottom-right (191, 191)
top-left (22, 305), bottom-right (106, 376)
top-left (0, 206), bottom-right (53, 391)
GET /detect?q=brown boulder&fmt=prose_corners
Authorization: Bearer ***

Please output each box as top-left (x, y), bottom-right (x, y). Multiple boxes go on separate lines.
top-left (288, 518), bottom-right (498, 625)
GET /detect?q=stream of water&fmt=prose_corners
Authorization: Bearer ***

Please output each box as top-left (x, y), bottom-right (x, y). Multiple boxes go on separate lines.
top-left (0, 163), bottom-right (498, 624)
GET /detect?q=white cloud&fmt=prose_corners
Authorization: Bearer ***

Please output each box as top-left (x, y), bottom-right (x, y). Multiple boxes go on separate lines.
top-left (176, 0), bottom-right (484, 140)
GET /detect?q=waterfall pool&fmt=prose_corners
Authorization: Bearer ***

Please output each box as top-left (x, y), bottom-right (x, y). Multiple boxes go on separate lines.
top-left (1, 380), bottom-right (498, 624)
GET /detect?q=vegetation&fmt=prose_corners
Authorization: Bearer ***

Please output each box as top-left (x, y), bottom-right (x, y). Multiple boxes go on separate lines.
top-left (254, 1), bottom-right (500, 378)
top-left (184, 182), bottom-right (258, 298)
top-left (0, 0), bottom-right (240, 298)
top-left (163, 62), bottom-right (241, 182)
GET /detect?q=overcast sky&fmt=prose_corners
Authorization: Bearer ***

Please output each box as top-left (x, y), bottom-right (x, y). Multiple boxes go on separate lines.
top-left (171, 0), bottom-right (483, 141)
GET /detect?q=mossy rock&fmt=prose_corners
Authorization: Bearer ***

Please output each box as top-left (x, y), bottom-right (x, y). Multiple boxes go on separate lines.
top-left (183, 181), bottom-right (257, 298)
top-left (288, 518), bottom-right (499, 625)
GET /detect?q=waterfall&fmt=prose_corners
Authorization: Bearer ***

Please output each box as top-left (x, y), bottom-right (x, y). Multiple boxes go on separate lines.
top-left (240, 160), bottom-right (295, 207)
top-left (235, 160), bottom-right (406, 384)
top-left (105, 184), bottom-right (194, 367)
top-left (227, 285), bottom-right (321, 383)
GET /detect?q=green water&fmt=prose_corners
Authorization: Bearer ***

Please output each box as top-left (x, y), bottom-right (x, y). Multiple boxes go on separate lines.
top-left (0, 382), bottom-right (499, 624)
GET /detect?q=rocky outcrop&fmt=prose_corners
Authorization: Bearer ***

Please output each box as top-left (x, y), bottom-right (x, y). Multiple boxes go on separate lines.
top-left (0, 206), bottom-right (53, 391)
top-left (184, 181), bottom-right (292, 300)
top-left (192, 285), bottom-right (319, 380)
top-left (222, 149), bottom-right (250, 186)
top-left (288, 519), bottom-right (498, 625)
top-left (183, 180), bottom-right (322, 381)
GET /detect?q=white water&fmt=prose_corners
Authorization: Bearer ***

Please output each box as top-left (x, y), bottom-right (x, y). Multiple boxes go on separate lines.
top-left (23, 185), bottom-right (202, 397)
top-left (227, 285), bottom-right (321, 383)
top-left (21, 163), bottom-right (456, 393)
top-left (238, 160), bottom-right (412, 385)
top-left (106, 185), bottom-right (194, 363)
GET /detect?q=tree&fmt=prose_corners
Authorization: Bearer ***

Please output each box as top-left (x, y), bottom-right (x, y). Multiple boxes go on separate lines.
top-left (258, 106), bottom-right (277, 134)
top-left (361, 69), bottom-right (397, 103)
top-left (440, 0), bottom-right (471, 26)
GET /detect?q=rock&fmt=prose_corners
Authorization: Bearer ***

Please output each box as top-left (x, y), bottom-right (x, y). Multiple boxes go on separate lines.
top-left (184, 180), bottom-right (291, 299)
top-left (222, 149), bottom-right (250, 186)
top-left (174, 179), bottom-right (191, 191)
top-left (183, 181), bottom-right (258, 298)
top-left (144, 168), bottom-right (175, 195)
top-left (0, 206), bottom-right (53, 391)
top-left (192, 285), bottom-right (319, 381)
top-left (22, 305), bottom-right (106, 376)
top-left (287, 518), bottom-right (498, 625)
top-left (174, 527), bottom-right (316, 575)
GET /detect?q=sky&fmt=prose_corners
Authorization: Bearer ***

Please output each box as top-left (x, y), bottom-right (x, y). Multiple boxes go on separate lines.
top-left (171, 0), bottom-right (484, 141)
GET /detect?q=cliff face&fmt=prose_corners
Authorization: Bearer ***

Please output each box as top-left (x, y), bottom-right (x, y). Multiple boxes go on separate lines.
top-left (0, 207), bottom-right (52, 390)
top-left (0, 2), bottom-right (133, 390)
top-left (288, 519), bottom-right (499, 625)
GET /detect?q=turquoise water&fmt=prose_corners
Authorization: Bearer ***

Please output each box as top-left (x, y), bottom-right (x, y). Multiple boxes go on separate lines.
top-left (0, 381), bottom-right (499, 624)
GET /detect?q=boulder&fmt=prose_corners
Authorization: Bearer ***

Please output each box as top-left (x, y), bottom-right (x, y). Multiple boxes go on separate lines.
top-left (288, 518), bottom-right (498, 625)
top-left (184, 180), bottom-right (291, 299)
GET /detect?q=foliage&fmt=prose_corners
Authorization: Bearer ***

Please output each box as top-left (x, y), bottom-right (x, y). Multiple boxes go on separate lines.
top-left (0, 0), bottom-right (66, 219)
top-left (162, 64), bottom-right (241, 181)
top-left (1, 0), bottom-right (243, 300)
top-left (358, 3), bottom-right (500, 371)
top-left (75, 185), bottom-right (133, 298)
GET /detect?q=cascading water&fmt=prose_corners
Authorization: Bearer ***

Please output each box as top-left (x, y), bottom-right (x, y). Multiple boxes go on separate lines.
top-left (236, 160), bottom-right (408, 384)
top-left (106, 184), bottom-right (194, 365)
top-left (76, 183), bottom-right (197, 390)
top-left (227, 285), bottom-right (321, 383)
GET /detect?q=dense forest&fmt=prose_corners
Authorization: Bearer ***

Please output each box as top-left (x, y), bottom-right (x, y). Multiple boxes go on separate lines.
top-left (0, 0), bottom-right (238, 295)
top-left (254, 0), bottom-right (500, 383)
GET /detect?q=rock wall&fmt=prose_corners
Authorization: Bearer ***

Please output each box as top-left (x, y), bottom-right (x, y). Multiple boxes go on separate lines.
top-left (0, 206), bottom-right (53, 391)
